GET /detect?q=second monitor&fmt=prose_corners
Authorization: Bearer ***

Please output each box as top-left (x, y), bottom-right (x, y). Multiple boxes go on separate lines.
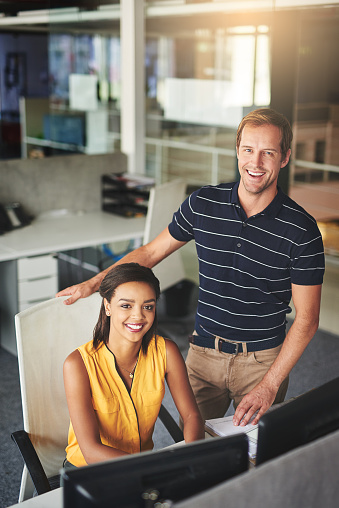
top-left (256, 376), bottom-right (339, 465)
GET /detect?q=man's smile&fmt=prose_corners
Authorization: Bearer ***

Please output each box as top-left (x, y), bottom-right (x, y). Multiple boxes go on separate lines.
top-left (247, 169), bottom-right (265, 177)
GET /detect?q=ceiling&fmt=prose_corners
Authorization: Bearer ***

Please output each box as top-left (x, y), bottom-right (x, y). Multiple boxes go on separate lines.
top-left (0, 1), bottom-right (276, 35)
top-left (1, 1), bottom-right (338, 36)
top-left (1, 0), bottom-right (339, 17)
top-left (0, 1), bottom-right (119, 16)
top-left (0, 1), bottom-right (235, 35)
top-left (0, 0), bottom-right (121, 33)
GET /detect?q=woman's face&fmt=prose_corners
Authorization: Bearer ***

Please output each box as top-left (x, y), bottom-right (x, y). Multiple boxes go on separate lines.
top-left (104, 281), bottom-right (156, 346)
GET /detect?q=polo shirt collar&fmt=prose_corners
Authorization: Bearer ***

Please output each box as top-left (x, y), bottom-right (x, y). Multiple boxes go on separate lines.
top-left (231, 181), bottom-right (285, 219)
top-left (230, 181), bottom-right (240, 205)
top-left (264, 187), bottom-right (285, 218)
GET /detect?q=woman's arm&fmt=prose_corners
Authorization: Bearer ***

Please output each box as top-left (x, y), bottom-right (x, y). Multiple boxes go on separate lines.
top-left (165, 339), bottom-right (205, 443)
top-left (63, 350), bottom-right (129, 464)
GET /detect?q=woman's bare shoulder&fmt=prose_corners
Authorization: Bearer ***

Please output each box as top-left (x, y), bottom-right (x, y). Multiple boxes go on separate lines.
top-left (64, 349), bottom-right (84, 371)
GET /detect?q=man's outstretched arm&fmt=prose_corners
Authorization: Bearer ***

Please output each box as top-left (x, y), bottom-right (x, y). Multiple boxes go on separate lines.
top-left (56, 227), bottom-right (186, 305)
top-left (232, 283), bottom-right (322, 426)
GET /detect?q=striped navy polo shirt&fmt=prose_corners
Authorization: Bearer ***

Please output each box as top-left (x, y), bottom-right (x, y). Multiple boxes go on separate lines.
top-left (168, 182), bottom-right (325, 344)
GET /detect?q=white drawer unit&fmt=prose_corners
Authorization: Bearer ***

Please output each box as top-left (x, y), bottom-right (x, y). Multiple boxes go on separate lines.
top-left (18, 254), bottom-right (58, 280)
top-left (17, 254), bottom-right (58, 311)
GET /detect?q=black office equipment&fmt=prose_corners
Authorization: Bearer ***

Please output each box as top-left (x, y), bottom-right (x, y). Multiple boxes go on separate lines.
top-left (61, 434), bottom-right (249, 508)
top-left (256, 376), bottom-right (339, 465)
top-left (0, 202), bottom-right (32, 234)
top-left (101, 173), bottom-right (154, 217)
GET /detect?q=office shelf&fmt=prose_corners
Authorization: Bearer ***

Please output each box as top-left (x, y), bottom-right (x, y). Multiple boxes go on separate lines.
top-left (20, 97), bottom-right (110, 158)
top-left (24, 136), bottom-right (85, 153)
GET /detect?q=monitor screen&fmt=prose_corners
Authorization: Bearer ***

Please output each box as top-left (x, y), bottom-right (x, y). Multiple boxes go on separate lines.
top-left (43, 114), bottom-right (85, 146)
top-left (61, 434), bottom-right (249, 508)
top-left (256, 376), bottom-right (339, 465)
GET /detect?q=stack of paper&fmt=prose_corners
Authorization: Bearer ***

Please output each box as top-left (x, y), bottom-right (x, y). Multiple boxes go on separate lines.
top-left (205, 415), bottom-right (258, 460)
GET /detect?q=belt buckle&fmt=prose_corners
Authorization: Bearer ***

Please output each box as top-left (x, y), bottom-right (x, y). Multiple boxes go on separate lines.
top-left (218, 338), bottom-right (239, 355)
top-left (231, 341), bottom-right (239, 355)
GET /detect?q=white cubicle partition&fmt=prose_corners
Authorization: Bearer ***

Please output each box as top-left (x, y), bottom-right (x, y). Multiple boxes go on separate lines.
top-left (143, 179), bottom-right (186, 292)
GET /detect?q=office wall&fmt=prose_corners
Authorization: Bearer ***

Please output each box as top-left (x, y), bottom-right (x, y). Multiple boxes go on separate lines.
top-left (0, 152), bottom-right (127, 217)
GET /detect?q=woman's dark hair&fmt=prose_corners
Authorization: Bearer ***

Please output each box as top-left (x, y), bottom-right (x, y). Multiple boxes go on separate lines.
top-left (92, 263), bottom-right (161, 354)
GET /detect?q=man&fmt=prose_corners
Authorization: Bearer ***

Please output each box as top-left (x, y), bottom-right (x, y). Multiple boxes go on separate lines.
top-left (57, 108), bottom-right (324, 426)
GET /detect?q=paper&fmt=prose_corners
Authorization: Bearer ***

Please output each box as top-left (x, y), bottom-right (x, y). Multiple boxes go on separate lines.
top-left (205, 404), bottom-right (290, 460)
top-left (248, 440), bottom-right (257, 460)
top-left (205, 415), bottom-right (258, 459)
top-left (205, 415), bottom-right (258, 437)
top-left (69, 74), bottom-right (98, 111)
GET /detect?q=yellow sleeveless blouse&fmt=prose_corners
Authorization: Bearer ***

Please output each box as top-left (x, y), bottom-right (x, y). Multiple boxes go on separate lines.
top-left (66, 335), bottom-right (166, 467)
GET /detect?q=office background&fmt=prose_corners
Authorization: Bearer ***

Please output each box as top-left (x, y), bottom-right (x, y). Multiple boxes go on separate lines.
top-left (1, 1), bottom-right (339, 506)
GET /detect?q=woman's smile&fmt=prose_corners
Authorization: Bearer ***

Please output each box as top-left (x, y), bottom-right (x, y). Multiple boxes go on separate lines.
top-left (124, 322), bottom-right (144, 332)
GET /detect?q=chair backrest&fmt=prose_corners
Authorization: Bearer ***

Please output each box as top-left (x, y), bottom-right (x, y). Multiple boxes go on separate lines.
top-left (15, 293), bottom-right (102, 501)
top-left (144, 179), bottom-right (186, 292)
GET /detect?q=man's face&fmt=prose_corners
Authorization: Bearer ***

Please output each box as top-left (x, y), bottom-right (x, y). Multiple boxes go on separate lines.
top-left (237, 123), bottom-right (291, 197)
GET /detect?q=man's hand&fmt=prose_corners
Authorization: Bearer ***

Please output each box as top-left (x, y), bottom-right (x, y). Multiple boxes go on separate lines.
top-left (56, 279), bottom-right (98, 305)
top-left (233, 380), bottom-right (277, 427)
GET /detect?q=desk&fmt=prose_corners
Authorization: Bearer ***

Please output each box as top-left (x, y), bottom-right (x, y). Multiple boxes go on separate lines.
top-left (0, 211), bottom-right (145, 354)
top-left (9, 488), bottom-right (63, 508)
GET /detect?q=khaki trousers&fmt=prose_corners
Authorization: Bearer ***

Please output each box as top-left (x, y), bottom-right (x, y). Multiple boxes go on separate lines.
top-left (185, 342), bottom-right (289, 422)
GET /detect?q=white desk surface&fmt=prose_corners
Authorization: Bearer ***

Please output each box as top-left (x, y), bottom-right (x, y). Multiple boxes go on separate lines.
top-left (0, 211), bottom-right (145, 262)
top-left (9, 488), bottom-right (63, 508)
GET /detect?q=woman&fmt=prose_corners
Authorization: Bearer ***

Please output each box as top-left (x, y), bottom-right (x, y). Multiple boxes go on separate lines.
top-left (63, 262), bottom-right (204, 468)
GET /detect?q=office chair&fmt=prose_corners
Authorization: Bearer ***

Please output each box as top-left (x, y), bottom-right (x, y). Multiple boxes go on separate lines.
top-left (11, 293), bottom-right (183, 502)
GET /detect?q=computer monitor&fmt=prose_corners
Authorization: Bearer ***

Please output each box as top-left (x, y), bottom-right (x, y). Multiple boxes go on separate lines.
top-left (256, 376), bottom-right (339, 465)
top-left (62, 434), bottom-right (249, 508)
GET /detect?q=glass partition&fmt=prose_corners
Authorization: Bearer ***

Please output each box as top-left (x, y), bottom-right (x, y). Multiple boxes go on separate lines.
top-left (0, 0), bottom-right (339, 225)
top-left (145, 21), bottom-right (271, 186)
top-left (0, 3), bottom-right (121, 161)
top-left (289, 6), bottom-right (339, 255)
